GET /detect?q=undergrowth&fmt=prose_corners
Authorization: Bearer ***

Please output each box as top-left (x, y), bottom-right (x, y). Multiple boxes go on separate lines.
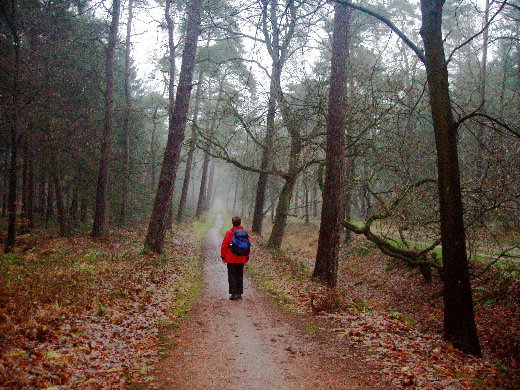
top-left (0, 219), bottom-right (209, 389)
top-left (262, 219), bottom-right (519, 389)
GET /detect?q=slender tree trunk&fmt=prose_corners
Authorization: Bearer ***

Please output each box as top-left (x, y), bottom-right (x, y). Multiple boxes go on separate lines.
top-left (120, 0), bottom-right (134, 224)
top-left (196, 86), bottom-right (222, 218)
top-left (196, 143), bottom-right (210, 218)
top-left (304, 173), bottom-right (309, 225)
top-left (420, 0), bottom-right (481, 356)
top-left (252, 80), bottom-right (276, 234)
top-left (476, 0), bottom-right (489, 184)
top-left (263, 0), bottom-right (302, 248)
top-left (312, 181), bottom-right (318, 218)
top-left (206, 160), bottom-right (215, 211)
top-left (80, 197), bottom-right (88, 223)
top-left (37, 165), bottom-right (46, 216)
top-left (45, 173), bottom-right (54, 226)
top-left (313, 3), bottom-right (351, 287)
top-left (150, 105), bottom-right (159, 190)
top-left (20, 135), bottom-right (35, 232)
top-left (2, 152), bottom-right (8, 218)
top-left (54, 174), bottom-right (71, 238)
top-left (91, 0), bottom-right (121, 237)
top-left (344, 155), bottom-right (355, 243)
top-left (162, 0), bottom-right (176, 233)
top-left (177, 127), bottom-right (197, 221)
top-left (177, 69), bottom-right (204, 222)
top-left (267, 177), bottom-right (296, 248)
top-left (5, 0), bottom-right (21, 253)
top-left (69, 188), bottom-right (78, 223)
top-left (20, 136), bottom-right (31, 235)
top-left (144, 0), bottom-right (202, 252)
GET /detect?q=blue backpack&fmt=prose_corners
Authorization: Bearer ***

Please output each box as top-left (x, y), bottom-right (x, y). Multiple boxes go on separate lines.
top-left (230, 228), bottom-right (251, 256)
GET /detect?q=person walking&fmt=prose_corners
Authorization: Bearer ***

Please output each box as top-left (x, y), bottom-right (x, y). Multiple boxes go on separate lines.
top-left (221, 216), bottom-right (250, 300)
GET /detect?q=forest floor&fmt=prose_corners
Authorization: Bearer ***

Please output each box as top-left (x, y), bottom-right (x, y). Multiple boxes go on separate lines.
top-left (151, 213), bottom-right (382, 390)
top-left (0, 212), bottom-right (518, 389)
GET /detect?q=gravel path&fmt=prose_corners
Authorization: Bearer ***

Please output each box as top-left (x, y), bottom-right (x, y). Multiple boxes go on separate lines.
top-left (153, 214), bottom-right (382, 389)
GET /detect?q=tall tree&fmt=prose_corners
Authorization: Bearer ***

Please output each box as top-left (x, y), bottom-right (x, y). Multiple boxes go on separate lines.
top-left (419, 0), bottom-right (481, 356)
top-left (261, 0), bottom-right (325, 249)
top-left (144, 0), bottom-right (203, 252)
top-left (312, 2), bottom-right (351, 287)
top-left (177, 69), bottom-right (204, 222)
top-left (120, 0), bottom-right (134, 224)
top-left (251, 66), bottom-right (276, 234)
top-left (2, 0), bottom-right (21, 252)
top-left (336, 0), bottom-right (482, 355)
top-left (91, 0), bottom-right (121, 237)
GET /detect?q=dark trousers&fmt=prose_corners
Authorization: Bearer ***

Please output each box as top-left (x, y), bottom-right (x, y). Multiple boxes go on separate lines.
top-left (227, 263), bottom-right (244, 295)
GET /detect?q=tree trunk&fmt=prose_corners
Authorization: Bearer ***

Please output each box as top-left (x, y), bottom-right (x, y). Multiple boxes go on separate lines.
top-left (267, 177), bottom-right (296, 248)
top-left (196, 143), bottom-right (210, 218)
top-left (150, 105), bottom-right (160, 190)
top-left (312, 2), bottom-right (351, 287)
top-left (91, 0), bottom-right (121, 237)
top-left (177, 69), bottom-right (204, 222)
top-left (69, 188), bottom-right (79, 223)
top-left (263, 0), bottom-right (303, 249)
top-left (144, 0), bottom-right (202, 252)
top-left (120, 0), bottom-right (134, 224)
top-left (344, 155), bottom-right (355, 243)
top-left (20, 136), bottom-right (32, 235)
top-left (304, 173), bottom-right (309, 225)
top-left (196, 86), bottom-right (223, 218)
top-left (54, 174), bottom-right (71, 238)
top-left (45, 173), bottom-right (54, 226)
top-left (420, 0), bottom-right (481, 356)
top-left (206, 160), bottom-right (215, 211)
top-left (37, 166), bottom-right (46, 216)
top-left (4, 0), bottom-right (21, 253)
top-left (252, 81), bottom-right (276, 234)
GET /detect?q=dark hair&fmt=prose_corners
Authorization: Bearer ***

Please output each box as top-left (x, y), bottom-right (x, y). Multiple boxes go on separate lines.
top-left (232, 216), bottom-right (241, 227)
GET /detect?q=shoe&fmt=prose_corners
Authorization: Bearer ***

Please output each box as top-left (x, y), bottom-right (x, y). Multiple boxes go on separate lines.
top-left (229, 294), bottom-right (237, 300)
top-left (236, 294), bottom-right (242, 300)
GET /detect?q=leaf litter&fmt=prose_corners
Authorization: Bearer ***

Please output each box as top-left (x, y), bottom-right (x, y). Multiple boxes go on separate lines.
top-left (0, 227), bottom-right (203, 389)
top-left (0, 220), bottom-right (518, 389)
top-left (248, 221), bottom-right (518, 390)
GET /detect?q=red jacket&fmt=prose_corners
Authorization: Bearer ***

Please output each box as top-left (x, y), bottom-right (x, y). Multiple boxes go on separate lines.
top-left (221, 226), bottom-right (249, 264)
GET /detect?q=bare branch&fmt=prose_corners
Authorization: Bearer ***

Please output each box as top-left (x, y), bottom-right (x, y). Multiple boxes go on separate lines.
top-left (332, 0), bottom-right (425, 63)
top-left (447, 0), bottom-right (508, 63)
top-left (457, 112), bottom-right (520, 138)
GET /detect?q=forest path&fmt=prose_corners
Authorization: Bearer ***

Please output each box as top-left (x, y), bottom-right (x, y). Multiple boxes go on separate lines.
top-left (153, 213), bottom-right (381, 389)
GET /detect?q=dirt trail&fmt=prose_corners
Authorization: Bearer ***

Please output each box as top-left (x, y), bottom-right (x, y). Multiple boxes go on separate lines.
top-left (154, 214), bottom-right (383, 389)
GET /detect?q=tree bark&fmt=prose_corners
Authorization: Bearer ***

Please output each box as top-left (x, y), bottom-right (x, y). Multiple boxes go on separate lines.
top-left (177, 69), bottom-right (204, 222)
top-left (476, 0), bottom-right (489, 182)
top-left (45, 173), bottom-right (54, 226)
top-left (20, 135), bottom-right (33, 235)
top-left (54, 174), bottom-right (72, 238)
top-left (120, 0), bottom-right (134, 224)
top-left (4, 0), bottom-right (21, 253)
top-left (150, 105), bottom-right (160, 190)
top-left (263, 0), bottom-right (304, 249)
top-left (267, 177), bottom-right (296, 248)
top-left (312, 2), bottom-right (351, 287)
top-left (251, 78), bottom-right (276, 234)
top-left (91, 0), bottom-right (121, 237)
top-left (196, 142), bottom-right (210, 218)
top-left (419, 0), bottom-right (481, 356)
top-left (144, 0), bottom-right (202, 252)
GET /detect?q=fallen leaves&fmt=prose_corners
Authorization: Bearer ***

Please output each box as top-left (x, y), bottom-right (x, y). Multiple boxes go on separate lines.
top-left (0, 226), bottom-right (203, 389)
top-left (247, 221), bottom-right (517, 390)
